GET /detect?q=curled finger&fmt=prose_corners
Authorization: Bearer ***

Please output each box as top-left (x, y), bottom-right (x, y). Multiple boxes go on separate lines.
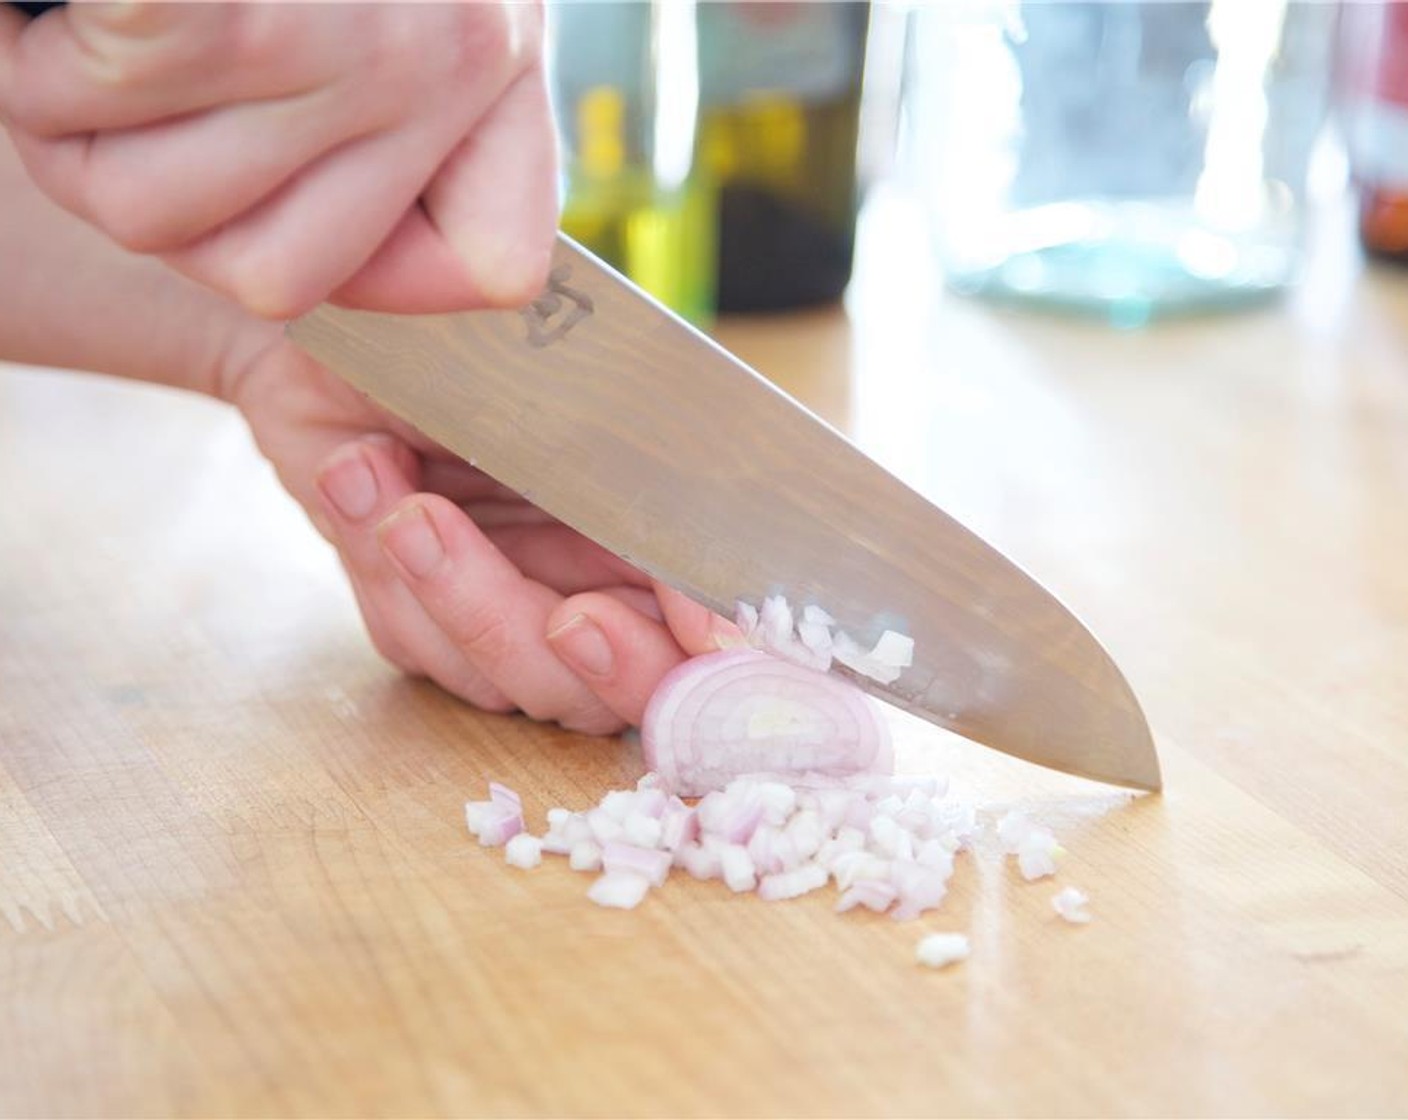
top-left (376, 493), bottom-right (624, 735)
top-left (316, 436), bottom-right (513, 712)
top-left (546, 591), bottom-right (692, 727)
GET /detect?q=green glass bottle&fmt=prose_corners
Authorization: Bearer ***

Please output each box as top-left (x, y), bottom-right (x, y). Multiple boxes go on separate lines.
top-left (549, 1), bottom-right (717, 326)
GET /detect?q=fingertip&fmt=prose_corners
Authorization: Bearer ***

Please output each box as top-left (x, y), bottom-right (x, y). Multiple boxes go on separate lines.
top-left (653, 582), bottom-right (739, 655)
top-left (424, 64), bottom-right (559, 310)
top-left (466, 231), bottom-right (553, 308)
top-left (331, 202), bottom-right (488, 313)
top-left (549, 591), bottom-right (689, 726)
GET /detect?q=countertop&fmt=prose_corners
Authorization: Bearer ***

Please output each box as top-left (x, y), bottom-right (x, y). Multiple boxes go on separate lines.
top-left (3, 189), bottom-right (1408, 1116)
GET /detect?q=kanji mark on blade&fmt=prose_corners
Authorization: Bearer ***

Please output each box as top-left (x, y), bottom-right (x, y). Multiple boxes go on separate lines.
top-left (521, 265), bottom-right (593, 348)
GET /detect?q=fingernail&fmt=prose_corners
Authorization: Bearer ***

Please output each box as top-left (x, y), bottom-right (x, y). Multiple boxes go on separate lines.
top-left (548, 613), bottom-right (615, 677)
top-left (319, 451), bottom-right (378, 521)
top-left (710, 614), bottom-right (746, 650)
top-left (380, 505), bottom-right (443, 578)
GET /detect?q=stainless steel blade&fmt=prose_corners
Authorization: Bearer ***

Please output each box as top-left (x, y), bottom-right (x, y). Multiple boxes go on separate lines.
top-left (288, 233), bottom-right (1159, 790)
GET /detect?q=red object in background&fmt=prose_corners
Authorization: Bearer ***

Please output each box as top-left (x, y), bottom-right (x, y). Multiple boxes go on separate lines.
top-left (1338, 3), bottom-right (1408, 263)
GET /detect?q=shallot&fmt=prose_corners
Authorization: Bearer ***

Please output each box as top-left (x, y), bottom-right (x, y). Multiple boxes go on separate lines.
top-left (732, 594), bottom-right (915, 686)
top-left (602, 842), bottom-right (672, 888)
top-left (757, 862), bottom-right (829, 902)
top-left (569, 840), bottom-right (603, 872)
top-left (996, 810), bottom-right (1062, 880)
top-left (461, 600), bottom-right (1107, 970)
top-left (915, 932), bottom-right (970, 970)
top-left (588, 871), bottom-right (651, 910)
top-left (642, 648), bottom-right (893, 797)
top-left (465, 799), bottom-right (523, 848)
top-left (836, 880), bottom-right (898, 914)
top-left (504, 833), bottom-right (542, 870)
top-left (1052, 886), bottom-right (1092, 924)
top-left (718, 844), bottom-right (758, 893)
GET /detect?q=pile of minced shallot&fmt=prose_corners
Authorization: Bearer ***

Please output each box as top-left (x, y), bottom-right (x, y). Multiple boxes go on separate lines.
top-left (464, 598), bottom-right (1096, 969)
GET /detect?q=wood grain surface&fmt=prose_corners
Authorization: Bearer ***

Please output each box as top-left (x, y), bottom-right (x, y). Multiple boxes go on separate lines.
top-left (3, 188), bottom-right (1408, 1117)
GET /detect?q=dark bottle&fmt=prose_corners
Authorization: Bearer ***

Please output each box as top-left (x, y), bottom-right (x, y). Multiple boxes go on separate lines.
top-left (1338, 3), bottom-right (1408, 265)
top-left (697, 2), bottom-right (870, 312)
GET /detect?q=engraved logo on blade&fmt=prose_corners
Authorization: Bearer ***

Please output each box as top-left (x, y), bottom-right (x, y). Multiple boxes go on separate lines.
top-left (521, 265), bottom-right (593, 348)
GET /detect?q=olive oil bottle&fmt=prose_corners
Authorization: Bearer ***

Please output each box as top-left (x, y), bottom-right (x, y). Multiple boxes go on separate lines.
top-left (549, 1), bottom-right (717, 325)
top-left (697, 2), bottom-right (869, 312)
top-left (550, 2), bottom-right (870, 320)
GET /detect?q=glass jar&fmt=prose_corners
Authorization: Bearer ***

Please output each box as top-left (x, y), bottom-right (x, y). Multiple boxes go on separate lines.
top-left (903, 1), bottom-right (1337, 327)
top-left (1337, 2), bottom-right (1408, 265)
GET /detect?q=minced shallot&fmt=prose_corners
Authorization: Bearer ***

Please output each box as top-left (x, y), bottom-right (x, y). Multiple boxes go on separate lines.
top-left (468, 770), bottom-right (978, 925)
top-left (465, 799), bottom-right (523, 848)
top-left (587, 870), bottom-right (651, 910)
top-left (996, 810), bottom-right (1062, 881)
top-left (1052, 886), bottom-right (1093, 924)
top-left (734, 594), bottom-right (915, 685)
top-left (915, 932), bottom-right (971, 969)
top-left (504, 833), bottom-right (542, 870)
top-left (465, 635), bottom-right (1103, 968)
top-left (466, 773), bottom-right (1100, 968)
top-left (568, 839), bottom-right (603, 872)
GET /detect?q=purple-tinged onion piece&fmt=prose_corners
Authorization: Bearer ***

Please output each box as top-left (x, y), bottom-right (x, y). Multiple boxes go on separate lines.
top-left (642, 649), bottom-right (893, 798)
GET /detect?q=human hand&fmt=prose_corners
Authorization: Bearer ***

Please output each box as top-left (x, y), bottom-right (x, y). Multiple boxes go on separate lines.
top-left (225, 333), bottom-right (728, 734)
top-left (0, 2), bottom-right (557, 319)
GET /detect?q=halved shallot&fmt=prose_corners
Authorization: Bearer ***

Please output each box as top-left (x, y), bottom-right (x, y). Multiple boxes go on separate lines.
top-left (642, 648), bottom-right (893, 797)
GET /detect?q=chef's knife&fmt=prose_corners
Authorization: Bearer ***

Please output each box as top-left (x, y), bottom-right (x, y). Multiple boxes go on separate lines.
top-left (288, 233), bottom-right (1160, 791)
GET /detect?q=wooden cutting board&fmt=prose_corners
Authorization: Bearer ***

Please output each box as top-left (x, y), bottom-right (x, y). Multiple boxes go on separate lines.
top-left (3, 194), bottom-right (1408, 1116)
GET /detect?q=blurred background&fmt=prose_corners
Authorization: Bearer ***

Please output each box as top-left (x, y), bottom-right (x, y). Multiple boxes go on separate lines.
top-left (545, 0), bottom-right (1408, 331)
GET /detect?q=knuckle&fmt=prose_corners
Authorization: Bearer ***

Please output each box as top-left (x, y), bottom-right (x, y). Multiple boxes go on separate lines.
top-left (453, 676), bottom-right (514, 714)
top-left (360, 9), bottom-right (429, 97)
top-left (227, 249), bottom-right (326, 321)
top-left (450, 603), bottom-right (514, 664)
top-left (89, 188), bottom-right (181, 254)
top-left (516, 694), bottom-right (557, 725)
top-left (417, 660), bottom-right (513, 713)
top-left (446, 3), bottom-right (535, 90)
top-left (2, 91), bottom-right (53, 137)
top-left (466, 6), bottom-right (513, 68)
top-left (366, 626), bottom-right (418, 675)
top-left (559, 708), bottom-right (626, 737)
top-left (75, 32), bottom-right (159, 94)
top-left (224, 5), bottom-right (283, 76)
top-left (81, 3), bottom-right (227, 87)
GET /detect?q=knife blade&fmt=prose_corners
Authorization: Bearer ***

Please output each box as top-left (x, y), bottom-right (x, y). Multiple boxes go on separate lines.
top-left (287, 233), bottom-right (1159, 791)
